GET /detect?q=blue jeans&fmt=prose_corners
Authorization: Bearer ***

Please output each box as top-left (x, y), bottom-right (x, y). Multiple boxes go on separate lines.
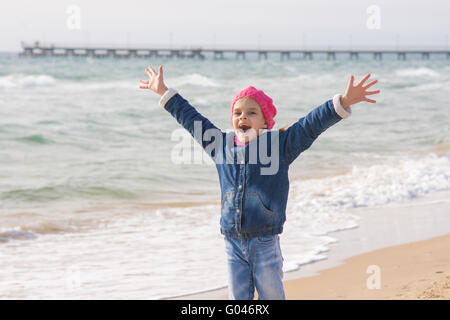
top-left (224, 234), bottom-right (285, 300)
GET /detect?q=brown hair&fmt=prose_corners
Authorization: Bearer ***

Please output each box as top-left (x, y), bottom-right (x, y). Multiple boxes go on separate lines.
top-left (278, 123), bottom-right (291, 133)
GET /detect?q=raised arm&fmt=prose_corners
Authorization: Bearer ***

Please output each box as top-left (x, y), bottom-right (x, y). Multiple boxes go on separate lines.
top-left (139, 65), bottom-right (222, 152)
top-left (281, 73), bottom-right (380, 164)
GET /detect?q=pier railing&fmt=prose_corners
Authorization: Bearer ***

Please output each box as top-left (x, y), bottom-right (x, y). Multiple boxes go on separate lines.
top-left (20, 41), bottom-right (450, 60)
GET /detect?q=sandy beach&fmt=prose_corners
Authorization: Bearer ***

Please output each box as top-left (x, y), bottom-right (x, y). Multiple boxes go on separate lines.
top-left (169, 190), bottom-right (450, 300)
top-left (283, 233), bottom-right (450, 299)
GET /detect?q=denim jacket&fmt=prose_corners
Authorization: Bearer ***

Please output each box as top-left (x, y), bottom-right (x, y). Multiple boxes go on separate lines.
top-left (159, 88), bottom-right (351, 239)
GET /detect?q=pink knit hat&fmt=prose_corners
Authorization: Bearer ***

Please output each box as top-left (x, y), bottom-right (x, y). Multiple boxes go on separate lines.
top-left (231, 86), bottom-right (277, 129)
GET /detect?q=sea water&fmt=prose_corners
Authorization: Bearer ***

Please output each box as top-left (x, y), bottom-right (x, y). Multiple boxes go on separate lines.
top-left (0, 52), bottom-right (449, 298)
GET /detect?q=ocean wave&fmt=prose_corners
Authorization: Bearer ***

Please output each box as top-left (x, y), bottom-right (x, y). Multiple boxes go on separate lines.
top-left (289, 152), bottom-right (450, 213)
top-left (75, 80), bottom-right (138, 91)
top-left (0, 73), bottom-right (57, 88)
top-left (0, 227), bottom-right (38, 243)
top-left (16, 134), bottom-right (54, 144)
top-left (0, 222), bottom-right (82, 243)
top-left (171, 73), bottom-right (221, 88)
top-left (395, 67), bottom-right (440, 78)
top-left (0, 73), bottom-right (135, 91)
top-left (1, 184), bottom-right (137, 203)
top-left (403, 80), bottom-right (450, 92)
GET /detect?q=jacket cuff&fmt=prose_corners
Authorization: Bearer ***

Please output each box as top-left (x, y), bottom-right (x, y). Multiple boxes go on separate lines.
top-left (332, 94), bottom-right (352, 119)
top-left (159, 88), bottom-right (178, 109)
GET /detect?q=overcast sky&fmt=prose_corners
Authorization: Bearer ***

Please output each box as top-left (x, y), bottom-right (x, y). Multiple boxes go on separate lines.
top-left (1, 0), bottom-right (449, 52)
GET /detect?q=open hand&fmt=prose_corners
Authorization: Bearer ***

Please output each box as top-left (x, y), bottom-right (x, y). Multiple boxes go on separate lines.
top-left (139, 65), bottom-right (168, 96)
top-left (340, 73), bottom-right (380, 108)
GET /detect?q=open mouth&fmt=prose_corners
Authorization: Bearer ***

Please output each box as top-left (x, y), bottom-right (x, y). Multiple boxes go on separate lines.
top-left (238, 124), bottom-right (251, 133)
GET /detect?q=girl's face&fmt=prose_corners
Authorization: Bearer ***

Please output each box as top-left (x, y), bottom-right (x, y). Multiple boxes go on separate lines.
top-left (232, 97), bottom-right (267, 143)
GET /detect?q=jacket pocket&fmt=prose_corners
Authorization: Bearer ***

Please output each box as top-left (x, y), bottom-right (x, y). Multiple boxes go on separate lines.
top-left (242, 193), bottom-right (275, 232)
top-left (256, 235), bottom-right (277, 244)
top-left (247, 193), bottom-right (276, 216)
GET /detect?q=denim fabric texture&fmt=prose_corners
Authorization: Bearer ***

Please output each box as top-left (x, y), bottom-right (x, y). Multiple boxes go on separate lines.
top-left (163, 93), bottom-right (345, 239)
top-left (224, 234), bottom-right (285, 300)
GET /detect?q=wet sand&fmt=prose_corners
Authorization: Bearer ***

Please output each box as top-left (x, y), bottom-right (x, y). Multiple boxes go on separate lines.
top-left (168, 190), bottom-right (450, 300)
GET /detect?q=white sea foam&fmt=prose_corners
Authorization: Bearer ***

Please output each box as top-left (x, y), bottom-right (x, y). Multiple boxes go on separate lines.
top-left (0, 226), bottom-right (38, 242)
top-left (171, 73), bottom-right (221, 87)
top-left (395, 67), bottom-right (440, 78)
top-left (57, 76), bottom-right (220, 92)
top-left (0, 74), bottom-right (57, 88)
top-left (1, 151), bottom-right (449, 299)
top-left (64, 80), bottom-right (138, 91)
top-left (404, 80), bottom-right (450, 92)
top-left (1, 53), bottom-right (449, 299)
top-left (0, 74), bottom-right (145, 91)
top-left (288, 152), bottom-right (450, 214)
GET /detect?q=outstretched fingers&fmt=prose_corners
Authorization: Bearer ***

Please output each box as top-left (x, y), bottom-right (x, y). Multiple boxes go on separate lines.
top-left (141, 65), bottom-right (164, 90)
top-left (363, 79), bottom-right (378, 89)
top-left (356, 73), bottom-right (371, 87)
top-left (348, 75), bottom-right (355, 88)
top-left (363, 97), bottom-right (377, 103)
top-left (365, 89), bottom-right (380, 95)
top-left (146, 66), bottom-right (157, 78)
top-left (146, 65), bottom-right (163, 78)
top-left (139, 79), bottom-right (149, 89)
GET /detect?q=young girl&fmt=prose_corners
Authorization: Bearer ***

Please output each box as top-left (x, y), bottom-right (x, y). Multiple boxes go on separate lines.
top-left (139, 66), bottom-right (379, 300)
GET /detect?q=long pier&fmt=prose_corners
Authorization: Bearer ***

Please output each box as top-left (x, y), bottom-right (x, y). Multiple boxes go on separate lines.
top-left (20, 41), bottom-right (450, 60)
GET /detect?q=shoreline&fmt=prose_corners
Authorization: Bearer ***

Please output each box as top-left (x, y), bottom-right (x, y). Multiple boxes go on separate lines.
top-left (167, 189), bottom-right (450, 300)
top-left (283, 232), bottom-right (450, 299)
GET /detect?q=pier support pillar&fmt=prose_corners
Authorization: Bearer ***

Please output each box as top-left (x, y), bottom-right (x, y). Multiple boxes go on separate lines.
top-left (128, 50), bottom-right (137, 58)
top-left (421, 52), bottom-right (430, 60)
top-left (66, 49), bottom-right (74, 57)
top-left (327, 52), bottom-right (336, 60)
top-left (350, 52), bottom-right (359, 60)
top-left (236, 51), bottom-right (246, 60)
top-left (397, 52), bottom-right (406, 60)
top-left (20, 48), bottom-right (33, 56)
top-left (190, 50), bottom-right (205, 60)
top-left (43, 48), bottom-right (53, 56)
top-left (280, 51), bottom-right (291, 61)
top-left (170, 50), bottom-right (183, 59)
top-left (303, 52), bottom-right (313, 60)
top-left (258, 51), bottom-right (268, 60)
top-left (214, 51), bottom-right (224, 60)
top-left (374, 52), bottom-right (383, 60)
